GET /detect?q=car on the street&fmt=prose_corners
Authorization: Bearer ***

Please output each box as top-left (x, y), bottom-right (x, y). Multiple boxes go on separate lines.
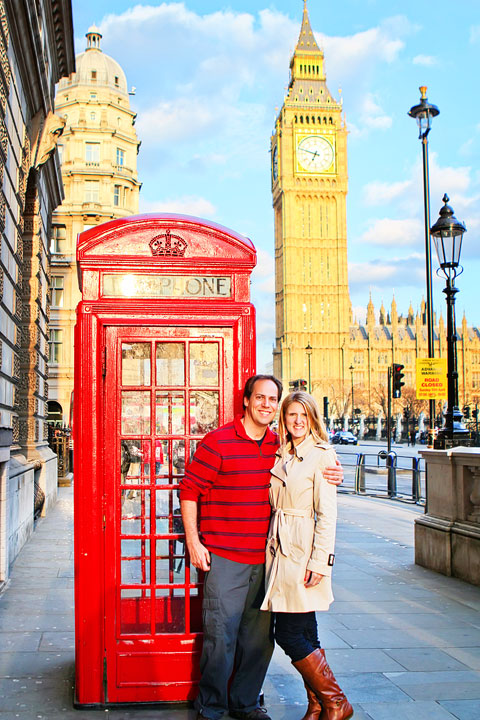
top-left (331, 430), bottom-right (358, 445)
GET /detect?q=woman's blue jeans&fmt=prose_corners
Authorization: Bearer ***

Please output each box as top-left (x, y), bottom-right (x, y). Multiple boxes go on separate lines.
top-left (274, 610), bottom-right (320, 662)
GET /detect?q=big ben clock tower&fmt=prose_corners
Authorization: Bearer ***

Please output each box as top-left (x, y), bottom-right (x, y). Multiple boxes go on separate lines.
top-left (272, 1), bottom-right (351, 395)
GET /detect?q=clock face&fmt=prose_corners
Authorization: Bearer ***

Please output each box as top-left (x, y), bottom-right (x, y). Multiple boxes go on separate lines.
top-left (297, 135), bottom-right (334, 173)
top-left (272, 145), bottom-right (278, 181)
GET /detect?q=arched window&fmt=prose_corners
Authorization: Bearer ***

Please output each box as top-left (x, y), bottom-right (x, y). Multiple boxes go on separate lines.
top-left (47, 401), bottom-right (63, 426)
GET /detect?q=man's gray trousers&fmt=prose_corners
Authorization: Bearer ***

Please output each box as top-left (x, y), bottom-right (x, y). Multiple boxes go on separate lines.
top-left (194, 553), bottom-right (274, 720)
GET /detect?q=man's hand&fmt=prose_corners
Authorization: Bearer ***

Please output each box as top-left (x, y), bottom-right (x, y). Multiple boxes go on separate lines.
top-left (181, 499), bottom-right (211, 571)
top-left (323, 458), bottom-right (344, 485)
top-left (187, 539), bottom-right (211, 572)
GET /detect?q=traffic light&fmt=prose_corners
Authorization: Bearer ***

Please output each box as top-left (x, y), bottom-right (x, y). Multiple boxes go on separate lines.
top-left (473, 409), bottom-right (478, 420)
top-left (463, 405), bottom-right (470, 419)
top-left (288, 380), bottom-right (307, 392)
top-left (323, 396), bottom-right (329, 418)
top-left (289, 379), bottom-right (307, 391)
top-left (392, 363), bottom-right (405, 398)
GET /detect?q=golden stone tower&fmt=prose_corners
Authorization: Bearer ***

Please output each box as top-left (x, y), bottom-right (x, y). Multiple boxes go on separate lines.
top-left (48, 27), bottom-right (141, 424)
top-left (272, 1), bottom-right (350, 395)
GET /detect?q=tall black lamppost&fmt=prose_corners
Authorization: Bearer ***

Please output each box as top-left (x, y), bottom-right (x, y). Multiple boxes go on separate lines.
top-left (409, 86), bottom-right (439, 437)
top-left (430, 195), bottom-right (471, 449)
top-left (349, 364), bottom-right (354, 430)
top-left (305, 343), bottom-right (312, 393)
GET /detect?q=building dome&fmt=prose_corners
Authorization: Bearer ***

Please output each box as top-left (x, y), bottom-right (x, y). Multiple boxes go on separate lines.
top-left (58, 27), bottom-right (128, 95)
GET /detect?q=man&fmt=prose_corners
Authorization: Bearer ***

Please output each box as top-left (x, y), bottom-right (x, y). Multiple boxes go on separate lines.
top-left (180, 375), bottom-right (343, 720)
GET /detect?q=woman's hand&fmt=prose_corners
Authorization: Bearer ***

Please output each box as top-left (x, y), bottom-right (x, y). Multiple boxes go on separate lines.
top-left (323, 458), bottom-right (343, 485)
top-left (304, 570), bottom-right (323, 587)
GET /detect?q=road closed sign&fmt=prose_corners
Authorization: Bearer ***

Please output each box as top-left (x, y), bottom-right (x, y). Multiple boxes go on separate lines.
top-left (416, 358), bottom-right (447, 400)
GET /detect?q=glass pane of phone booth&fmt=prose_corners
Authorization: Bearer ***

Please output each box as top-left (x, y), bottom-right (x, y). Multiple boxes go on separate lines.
top-left (117, 338), bottom-right (220, 639)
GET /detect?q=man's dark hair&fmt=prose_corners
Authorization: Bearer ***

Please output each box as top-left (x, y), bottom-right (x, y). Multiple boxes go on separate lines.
top-left (243, 374), bottom-right (283, 403)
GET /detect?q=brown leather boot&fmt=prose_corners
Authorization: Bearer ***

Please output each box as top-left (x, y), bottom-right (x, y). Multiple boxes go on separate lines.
top-left (293, 649), bottom-right (353, 720)
top-left (298, 681), bottom-right (322, 720)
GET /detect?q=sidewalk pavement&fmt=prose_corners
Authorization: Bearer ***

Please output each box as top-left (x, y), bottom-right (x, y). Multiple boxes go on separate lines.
top-left (1, 487), bottom-right (479, 720)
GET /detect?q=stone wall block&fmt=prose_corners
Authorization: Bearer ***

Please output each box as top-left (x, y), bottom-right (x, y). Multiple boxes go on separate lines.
top-left (415, 448), bottom-right (480, 586)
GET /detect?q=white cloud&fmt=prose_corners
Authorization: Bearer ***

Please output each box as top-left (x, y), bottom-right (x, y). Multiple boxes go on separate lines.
top-left (319, 24), bottom-right (405, 76)
top-left (412, 54), bottom-right (437, 66)
top-left (352, 305), bottom-right (367, 324)
top-left (349, 254), bottom-right (425, 291)
top-left (254, 275), bottom-right (275, 294)
top-left (361, 155), bottom-right (474, 220)
top-left (252, 248), bottom-right (274, 279)
top-left (137, 98), bottom-right (216, 144)
top-left (139, 195), bottom-right (217, 218)
top-left (360, 218), bottom-right (423, 247)
top-left (359, 94), bottom-right (392, 130)
top-left (364, 180), bottom-right (412, 205)
top-left (97, 5), bottom-right (415, 149)
top-left (429, 154), bottom-right (471, 198)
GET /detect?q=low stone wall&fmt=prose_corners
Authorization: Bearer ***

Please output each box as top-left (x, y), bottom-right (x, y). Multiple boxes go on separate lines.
top-left (415, 447), bottom-right (480, 586)
top-left (7, 456), bottom-right (35, 571)
top-left (3, 446), bottom-right (57, 582)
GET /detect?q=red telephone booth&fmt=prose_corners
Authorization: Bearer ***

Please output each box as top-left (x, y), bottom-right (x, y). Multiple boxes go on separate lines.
top-left (74, 214), bottom-right (257, 706)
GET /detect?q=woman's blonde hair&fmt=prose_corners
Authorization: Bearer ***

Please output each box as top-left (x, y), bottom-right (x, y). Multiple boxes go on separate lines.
top-left (278, 391), bottom-right (328, 449)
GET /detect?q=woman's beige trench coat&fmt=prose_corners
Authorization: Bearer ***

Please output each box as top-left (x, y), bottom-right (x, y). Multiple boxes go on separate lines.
top-left (261, 434), bottom-right (338, 613)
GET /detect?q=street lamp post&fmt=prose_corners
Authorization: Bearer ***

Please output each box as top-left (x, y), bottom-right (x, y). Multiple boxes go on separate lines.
top-left (409, 86), bottom-right (439, 439)
top-left (430, 195), bottom-right (471, 449)
top-left (305, 343), bottom-right (312, 394)
top-left (349, 364), bottom-right (354, 430)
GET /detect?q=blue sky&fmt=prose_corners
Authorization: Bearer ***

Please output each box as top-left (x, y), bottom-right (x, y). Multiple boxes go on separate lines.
top-left (70, 1), bottom-right (480, 370)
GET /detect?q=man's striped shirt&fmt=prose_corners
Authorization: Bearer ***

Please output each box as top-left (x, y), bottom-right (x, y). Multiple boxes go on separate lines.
top-left (179, 415), bottom-right (279, 564)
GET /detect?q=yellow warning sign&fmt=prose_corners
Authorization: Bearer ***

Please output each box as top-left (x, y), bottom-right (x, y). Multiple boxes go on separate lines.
top-left (416, 358), bottom-right (447, 400)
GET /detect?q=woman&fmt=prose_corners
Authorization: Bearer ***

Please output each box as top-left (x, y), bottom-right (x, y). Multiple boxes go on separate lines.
top-left (261, 391), bottom-right (353, 720)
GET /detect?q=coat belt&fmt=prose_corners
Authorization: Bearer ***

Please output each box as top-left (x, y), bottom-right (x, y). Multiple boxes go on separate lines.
top-left (268, 507), bottom-right (313, 557)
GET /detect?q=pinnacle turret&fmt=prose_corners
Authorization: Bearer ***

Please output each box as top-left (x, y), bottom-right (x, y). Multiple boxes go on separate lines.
top-left (296, 0), bottom-right (320, 53)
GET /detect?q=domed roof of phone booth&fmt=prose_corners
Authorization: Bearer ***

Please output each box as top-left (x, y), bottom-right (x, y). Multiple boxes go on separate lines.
top-left (77, 213), bottom-right (256, 271)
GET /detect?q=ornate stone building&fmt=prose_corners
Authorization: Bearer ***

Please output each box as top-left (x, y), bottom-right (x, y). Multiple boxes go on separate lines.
top-left (347, 296), bottom-right (480, 429)
top-left (272, 1), bottom-right (349, 391)
top-left (0, 0), bottom-right (74, 584)
top-left (48, 26), bottom-right (141, 425)
top-left (272, 1), bottom-right (480, 430)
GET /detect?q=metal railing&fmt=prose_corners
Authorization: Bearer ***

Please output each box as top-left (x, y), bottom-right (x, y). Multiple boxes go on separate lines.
top-left (47, 426), bottom-right (72, 481)
top-left (336, 450), bottom-right (425, 504)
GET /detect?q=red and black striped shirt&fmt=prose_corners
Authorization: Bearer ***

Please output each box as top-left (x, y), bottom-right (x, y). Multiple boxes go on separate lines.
top-left (179, 415), bottom-right (279, 564)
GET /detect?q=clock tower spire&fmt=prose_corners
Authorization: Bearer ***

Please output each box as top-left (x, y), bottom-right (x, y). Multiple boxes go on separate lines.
top-left (271, 2), bottom-right (350, 396)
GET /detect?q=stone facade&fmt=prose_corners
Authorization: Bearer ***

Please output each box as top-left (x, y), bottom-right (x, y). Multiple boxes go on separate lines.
top-left (48, 27), bottom-right (141, 425)
top-left (0, 0), bottom-right (74, 585)
top-left (415, 447), bottom-right (480, 586)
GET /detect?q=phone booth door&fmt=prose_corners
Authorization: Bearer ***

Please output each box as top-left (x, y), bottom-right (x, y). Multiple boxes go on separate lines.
top-left (103, 324), bottom-right (233, 702)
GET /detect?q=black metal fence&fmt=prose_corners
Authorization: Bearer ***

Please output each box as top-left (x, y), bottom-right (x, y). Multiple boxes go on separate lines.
top-left (47, 425), bottom-right (72, 480)
top-left (335, 450), bottom-right (425, 504)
